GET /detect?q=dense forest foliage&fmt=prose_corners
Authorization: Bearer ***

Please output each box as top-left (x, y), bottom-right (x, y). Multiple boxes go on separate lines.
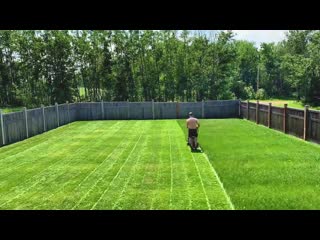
top-left (0, 30), bottom-right (319, 107)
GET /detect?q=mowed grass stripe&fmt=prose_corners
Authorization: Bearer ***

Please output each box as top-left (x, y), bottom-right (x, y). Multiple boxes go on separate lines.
top-left (90, 122), bottom-right (148, 210)
top-left (99, 134), bottom-right (149, 210)
top-left (178, 133), bottom-right (193, 209)
top-left (168, 127), bottom-right (174, 208)
top-left (116, 134), bottom-right (154, 210)
top-left (0, 120), bottom-right (234, 209)
top-left (149, 121), bottom-right (166, 210)
top-left (0, 121), bottom-right (110, 195)
top-left (177, 120), bottom-right (233, 210)
top-left (114, 120), bottom-right (165, 210)
top-left (145, 122), bottom-right (171, 209)
top-left (0, 121), bottom-right (95, 171)
top-left (71, 121), bottom-right (140, 190)
top-left (190, 153), bottom-right (211, 210)
top-left (72, 121), bottom-right (146, 210)
top-left (127, 123), bottom-right (162, 210)
top-left (0, 121), bottom-right (88, 158)
top-left (169, 121), bottom-right (191, 210)
top-left (201, 152), bottom-right (235, 210)
top-left (46, 121), bottom-right (137, 210)
top-left (112, 121), bottom-right (162, 210)
top-left (28, 121), bottom-right (135, 209)
top-left (191, 152), bottom-right (234, 210)
top-left (1, 121), bottom-right (124, 209)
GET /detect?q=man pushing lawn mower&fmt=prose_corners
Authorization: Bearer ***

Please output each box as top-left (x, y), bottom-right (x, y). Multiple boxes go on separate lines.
top-left (186, 112), bottom-right (200, 152)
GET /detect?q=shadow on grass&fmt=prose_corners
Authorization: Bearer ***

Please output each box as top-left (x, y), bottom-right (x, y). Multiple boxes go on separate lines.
top-left (187, 144), bottom-right (204, 153)
top-left (191, 149), bottom-right (203, 153)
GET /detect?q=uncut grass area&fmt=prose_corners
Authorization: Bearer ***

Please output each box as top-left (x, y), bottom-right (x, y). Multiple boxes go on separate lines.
top-left (0, 120), bottom-right (232, 210)
top-left (180, 119), bottom-right (320, 210)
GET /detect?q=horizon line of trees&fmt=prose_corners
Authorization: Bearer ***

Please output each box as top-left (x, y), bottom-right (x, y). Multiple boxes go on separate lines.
top-left (1, 30), bottom-right (320, 108)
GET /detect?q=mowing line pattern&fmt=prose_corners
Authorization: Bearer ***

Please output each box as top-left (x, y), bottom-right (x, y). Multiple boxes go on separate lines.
top-left (1, 122), bottom-right (122, 209)
top-left (0, 120), bottom-right (232, 210)
top-left (32, 121), bottom-right (131, 209)
top-left (90, 129), bottom-right (145, 209)
top-left (201, 152), bottom-right (235, 210)
top-left (0, 122), bottom-right (107, 201)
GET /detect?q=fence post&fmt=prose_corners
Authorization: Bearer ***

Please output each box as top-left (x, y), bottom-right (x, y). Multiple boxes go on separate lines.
top-left (66, 101), bottom-right (70, 123)
top-left (247, 100), bottom-right (249, 120)
top-left (0, 109), bottom-right (5, 145)
top-left (256, 100), bottom-right (259, 124)
top-left (55, 102), bottom-right (60, 127)
top-left (238, 99), bottom-right (241, 118)
top-left (283, 103), bottom-right (287, 133)
top-left (176, 101), bottom-right (180, 119)
top-left (202, 99), bottom-right (205, 118)
top-left (41, 104), bottom-right (46, 132)
top-left (101, 100), bottom-right (104, 120)
top-left (127, 99), bottom-right (130, 120)
top-left (24, 107), bottom-right (29, 138)
top-left (152, 99), bottom-right (155, 120)
top-left (303, 105), bottom-right (309, 140)
top-left (268, 103), bottom-right (272, 128)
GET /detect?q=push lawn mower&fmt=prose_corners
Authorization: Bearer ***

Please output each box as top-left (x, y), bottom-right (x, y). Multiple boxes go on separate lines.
top-left (187, 128), bottom-right (200, 152)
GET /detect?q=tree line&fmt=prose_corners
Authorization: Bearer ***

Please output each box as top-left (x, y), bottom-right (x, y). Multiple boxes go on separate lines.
top-left (0, 30), bottom-right (319, 107)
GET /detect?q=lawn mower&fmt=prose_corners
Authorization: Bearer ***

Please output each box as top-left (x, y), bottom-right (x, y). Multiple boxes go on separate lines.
top-left (187, 128), bottom-right (200, 152)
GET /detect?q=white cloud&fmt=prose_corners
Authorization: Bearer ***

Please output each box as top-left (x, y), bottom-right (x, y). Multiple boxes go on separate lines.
top-left (231, 30), bottom-right (288, 47)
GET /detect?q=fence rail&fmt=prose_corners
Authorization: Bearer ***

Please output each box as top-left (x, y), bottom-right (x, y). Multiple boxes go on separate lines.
top-left (0, 100), bottom-right (239, 147)
top-left (240, 101), bottom-right (320, 143)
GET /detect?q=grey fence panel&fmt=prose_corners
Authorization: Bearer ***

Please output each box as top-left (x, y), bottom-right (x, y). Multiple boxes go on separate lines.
top-left (179, 102), bottom-right (202, 119)
top-left (103, 102), bottom-right (128, 120)
top-left (77, 102), bottom-right (102, 120)
top-left (0, 100), bottom-right (246, 148)
top-left (58, 104), bottom-right (69, 126)
top-left (129, 102), bottom-right (153, 119)
top-left (3, 112), bottom-right (26, 145)
top-left (0, 123), bottom-right (3, 147)
top-left (45, 106), bottom-right (58, 131)
top-left (69, 103), bottom-right (78, 122)
top-left (204, 100), bottom-right (238, 118)
top-left (154, 102), bottom-right (177, 119)
top-left (27, 108), bottom-right (44, 138)
top-left (0, 112), bottom-right (4, 146)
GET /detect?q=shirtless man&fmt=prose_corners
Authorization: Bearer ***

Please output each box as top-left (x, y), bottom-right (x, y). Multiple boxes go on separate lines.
top-left (186, 112), bottom-right (200, 151)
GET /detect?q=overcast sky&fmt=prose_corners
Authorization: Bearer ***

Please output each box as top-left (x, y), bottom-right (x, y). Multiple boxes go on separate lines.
top-left (190, 30), bottom-right (288, 47)
top-left (231, 30), bottom-right (288, 46)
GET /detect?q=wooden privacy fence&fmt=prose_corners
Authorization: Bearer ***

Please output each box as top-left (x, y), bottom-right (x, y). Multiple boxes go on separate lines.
top-left (240, 101), bottom-right (320, 143)
top-left (0, 100), bottom-right (239, 147)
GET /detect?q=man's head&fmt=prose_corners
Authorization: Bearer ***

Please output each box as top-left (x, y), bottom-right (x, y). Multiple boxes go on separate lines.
top-left (189, 112), bottom-right (193, 117)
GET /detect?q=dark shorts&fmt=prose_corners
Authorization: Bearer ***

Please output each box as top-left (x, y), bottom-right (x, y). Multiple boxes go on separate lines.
top-left (188, 129), bottom-right (198, 138)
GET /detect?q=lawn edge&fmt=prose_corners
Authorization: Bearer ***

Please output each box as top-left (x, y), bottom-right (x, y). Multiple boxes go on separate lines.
top-left (241, 118), bottom-right (320, 149)
top-left (201, 152), bottom-right (235, 210)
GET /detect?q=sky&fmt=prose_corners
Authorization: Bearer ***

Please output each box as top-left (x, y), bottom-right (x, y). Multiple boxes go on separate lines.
top-left (231, 30), bottom-right (288, 46)
top-left (189, 30), bottom-right (289, 47)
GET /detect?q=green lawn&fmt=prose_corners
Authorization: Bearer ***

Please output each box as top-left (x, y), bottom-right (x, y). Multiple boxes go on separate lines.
top-left (1, 107), bottom-right (24, 113)
top-left (179, 119), bottom-right (320, 210)
top-left (0, 120), bottom-right (232, 210)
top-left (250, 99), bottom-right (320, 110)
top-left (3, 117), bottom-right (320, 210)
